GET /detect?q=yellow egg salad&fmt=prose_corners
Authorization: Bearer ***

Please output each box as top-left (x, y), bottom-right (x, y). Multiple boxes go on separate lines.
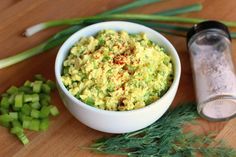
top-left (61, 30), bottom-right (173, 111)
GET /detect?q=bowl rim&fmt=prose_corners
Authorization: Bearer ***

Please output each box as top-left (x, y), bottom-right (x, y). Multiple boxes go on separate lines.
top-left (55, 21), bottom-right (181, 115)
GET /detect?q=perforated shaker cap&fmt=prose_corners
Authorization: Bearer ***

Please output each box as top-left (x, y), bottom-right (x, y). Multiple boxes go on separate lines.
top-left (186, 20), bottom-right (231, 44)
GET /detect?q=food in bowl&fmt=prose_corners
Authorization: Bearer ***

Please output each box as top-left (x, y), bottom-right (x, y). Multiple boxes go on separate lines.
top-left (61, 30), bottom-right (174, 111)
top-left (55, 21), bottom-right (180, 133)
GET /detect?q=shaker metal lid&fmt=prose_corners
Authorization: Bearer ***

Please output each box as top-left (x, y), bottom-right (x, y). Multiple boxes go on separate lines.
top-left (186, 20), bottom-right (231, 44)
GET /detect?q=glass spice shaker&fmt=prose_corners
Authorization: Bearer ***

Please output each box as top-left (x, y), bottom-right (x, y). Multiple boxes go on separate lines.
top-left (187, 21), bottom-right (236, 121)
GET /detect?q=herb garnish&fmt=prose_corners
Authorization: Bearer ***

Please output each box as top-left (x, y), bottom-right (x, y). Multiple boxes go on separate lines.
top-left (88, 103), bottom-right (236, 157)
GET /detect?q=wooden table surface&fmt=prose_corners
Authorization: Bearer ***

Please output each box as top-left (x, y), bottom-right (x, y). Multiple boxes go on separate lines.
top-left (0, 0), bottom-right (236, 156)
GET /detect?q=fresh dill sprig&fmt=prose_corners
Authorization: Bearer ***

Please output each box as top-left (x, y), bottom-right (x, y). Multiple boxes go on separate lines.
top-left (88, 103), bottom-right (236, 157)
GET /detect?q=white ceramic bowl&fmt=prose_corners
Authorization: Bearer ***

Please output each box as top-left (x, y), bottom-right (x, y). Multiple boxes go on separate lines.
top-left (55, 21), bottom-right (181, 133)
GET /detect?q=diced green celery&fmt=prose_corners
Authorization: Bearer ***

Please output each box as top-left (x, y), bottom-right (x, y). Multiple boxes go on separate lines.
top-left (6, 86), bottom-right (18, 94)
top-left (49, 106), bottom-right (60, 116)
top-left (31, 94), bottom-right (40, 102)
top-left (12, 120), bottom-right (21, 128)
top-left (29, 119), bottom-right (40, 131)
top-left (0, 114), bottom-right (13, 123)
top-left (41, 84), bottom-right (51, 94)
top-left (12, 106), bottom-right (20, 111)
top-left (9, 112), bottom-right (18, 120)
top-left (46, 80), bottom-right (56, 90)
top-left (33, 81), bottom-right (43, 93)
top-left (15, 94), bottom-right (23, 108)
top-left (18, 112), bottom-right (23, 122)
top-left (22, 120), bottom-right (30, 129)
top-left (24, 94), bottom-right (39, 103)
top-left (0, 107), bottom-right (9, 114)
top-left (40, 118), bottom-right (49, 131)
top-left (24, 94), bottom-right (32, 103)
top-left (30, 102), bottom-right (40, 109)
top-left (8, 94), bottom-right (15, 105)
top-left (19, 86), bottom-right (32, 93)
top-left (0, 75), bottom-right (58, 144)
top-left (10, 126), bottom-right (23, 134)
top-left (39, 94), bottom-right (51, 103)
top-left (19, 114), bottom-right (32, 123)
top-left (1, 97), bottom-right (10, 108)
top-left (34, 74), bottom-right (46, 82)
top-left (40, 106), bottom-right (50, 118)
top-left (21, 104), bottom-right (31, 115)
top-left (40, 99), bottom-right (49, 106)
top-left (16, 132), bottom-right (29, 145)
top-left (22, 115), bottom-right (33, 122)
top-left (31, 109), bottom-right (40, 118)
top-left (85, 97), bottom-right (94, 106)
top-left (24, 80), bottom-right (32, 87)
top-left (22, 115), bottom-right (32, 121)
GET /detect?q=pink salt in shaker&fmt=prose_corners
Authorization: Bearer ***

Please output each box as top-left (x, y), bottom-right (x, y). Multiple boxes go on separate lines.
top-left (187, 21), bottom-right (236, 121)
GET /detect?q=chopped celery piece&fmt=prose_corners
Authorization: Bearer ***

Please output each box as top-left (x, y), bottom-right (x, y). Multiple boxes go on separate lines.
top-left (31, 94), bottom-right (40, 102)
top-left (39, 94), bottom-right (51, 103)
top-left (11, 120), bottom-right (22, 127)
top-left (30, 101), bottom-right (40, 109)
top-left (21, 104), bottom-right (31, 115)
top-left (24, 94), bottom-right (39, 103)
top-left (0, 114), bottom-right (13, 122)
top-left (6, 86), bottom-right (18, 94)
top-left (42, 84), bottom-right (51, 94)
top-left (40, 99), bottom-right (49, 106)
top-left (40, 118), bottom-right (49, 131)
top-left (85, 97), bottom-right (94, 106)
top-left (22, 120), bottom-right (30, 129)
top-left (15, 94), bottom-right (23, 108)
top-left (8, 94), bottom-right (15, 105)
top-left (21, 115), bottom-right (32, 124)
top-left (19, 86), bottom-right (32, 93)
top-left (50, 106), bottom-right (60, 116)
top-left (16, 132), bottom-right (29, 145)
top-left (40, 106), bottom-right (50, 118)
top-left (23, 95), bottom-right (31, 102)
top-left (12, 120), bottom-right (21, 128)
top-left (19, 114), bottom-right (31, 122)
top-left (33, 81), bottom-right (43, 93)
top-left (23, 120), bottom-right (30, 129)
top-left (31, 109), bottom-right (40, 118)
top-left (1, 97), bottom-right (10, 108)
top-left (11, 126), bottom-right (23, 134)
top-left (34, 74), bottom-right (46, 82)
top-left (46, 80), bottom-right (56, 90)
top-left (9, 112), bottom-right (18, 120)
top-left (29, 119), bottom-right (40, 131)
top-left (12, 106), bottom-right (20, 111)
top-left (24, 80), bottom-right (31, 87)
top-left (0, 108), bottom-right (9, 114)
top-left (18, 112), bottom-right (23, 122)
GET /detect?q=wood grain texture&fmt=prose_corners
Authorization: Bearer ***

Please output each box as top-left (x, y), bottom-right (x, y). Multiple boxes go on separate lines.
top-left (0, 0), bottom-right (236, 156)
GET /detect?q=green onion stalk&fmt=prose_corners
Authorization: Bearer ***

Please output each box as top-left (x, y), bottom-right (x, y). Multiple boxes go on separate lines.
top-left (99, 0), bottom-right (164, 15)
top-left (153, 3), bottom-right (202, 16)
top-left (24, 14), bottom-right (236, 36)
top-left (0, 25), bottom-right (84, 69)
top-left (0, 3), bottom-right (204, 69)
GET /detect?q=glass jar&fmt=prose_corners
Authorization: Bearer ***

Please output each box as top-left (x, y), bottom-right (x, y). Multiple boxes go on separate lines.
top-left (187, 21), bottom-right (236, 121)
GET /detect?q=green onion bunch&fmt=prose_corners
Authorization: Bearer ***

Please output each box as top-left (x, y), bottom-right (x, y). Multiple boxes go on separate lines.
top-left (1, 0), bottom-right (236, 69)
